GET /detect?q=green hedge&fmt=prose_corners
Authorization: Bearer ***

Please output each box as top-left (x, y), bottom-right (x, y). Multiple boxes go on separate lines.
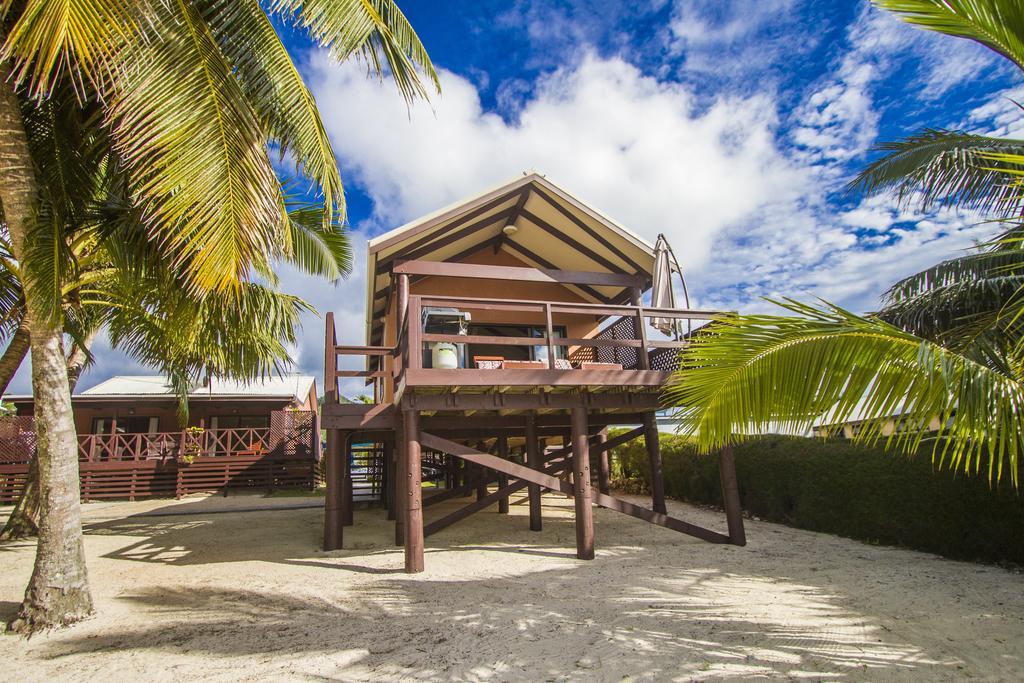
top-left (611, 432), bottom-right (1024, 565)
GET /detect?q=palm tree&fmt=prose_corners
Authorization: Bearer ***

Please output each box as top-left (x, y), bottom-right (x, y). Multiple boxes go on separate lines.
top-left (0, 0), bottom-right (437, 633)
top-left (0, 118), bottom-right (353, 542)
top-left (667, 1), bottom-right (1024, 486)
top-left (848, 1), bottom-right (1024, 218)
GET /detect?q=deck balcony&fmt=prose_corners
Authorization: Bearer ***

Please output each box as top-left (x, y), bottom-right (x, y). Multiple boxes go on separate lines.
top-left (324, 260), bottom-right (724, 415)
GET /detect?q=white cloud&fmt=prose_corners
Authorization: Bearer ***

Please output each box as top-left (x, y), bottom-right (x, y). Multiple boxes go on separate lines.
top-left (667, 0), bottom-right (820, 94)
top-left (303, 39), bottom-right (1008, 331)
top-left (790, 5), bottom-right (1002, 166)
top-left (967, 85), bottom-right (1024, 137)
top-left (308, 51), bottom-right (803, 275)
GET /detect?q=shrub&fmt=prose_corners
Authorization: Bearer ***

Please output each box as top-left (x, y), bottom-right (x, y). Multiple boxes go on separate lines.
top-left (610, 431), bottom-right (1024, 565)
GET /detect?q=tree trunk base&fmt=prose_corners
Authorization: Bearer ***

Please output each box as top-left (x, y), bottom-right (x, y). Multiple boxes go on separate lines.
top-left (8, 585), bottom-right (93, 635)
top-left (0, 508), bottom-right (38, 541)
top-left (1, 455), bottom-right (41, 541)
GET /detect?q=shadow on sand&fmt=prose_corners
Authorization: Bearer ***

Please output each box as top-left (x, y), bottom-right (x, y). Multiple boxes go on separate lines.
top-left (24, 494), bottom-right (968, 680)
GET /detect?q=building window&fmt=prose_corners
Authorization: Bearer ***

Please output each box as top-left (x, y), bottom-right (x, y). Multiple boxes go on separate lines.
top-left (210, 415), bottom-right (269, 430)
top-left (92, 416), bottom-right (158, 434)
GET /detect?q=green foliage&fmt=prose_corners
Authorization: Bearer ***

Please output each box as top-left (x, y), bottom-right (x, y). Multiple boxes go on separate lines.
top-left (666, 299), bottom-right (1024, 486)
top-left (0, 0), bottom-right (436, 293)
top-left (849, 3), bottom-right (1024, 216)
top-left (873, 0), bottom-right (1024, 70)
top-left (847, 129), bottom-right (1024, 216)
top-left (612, 431), bottom-right (1024, 565)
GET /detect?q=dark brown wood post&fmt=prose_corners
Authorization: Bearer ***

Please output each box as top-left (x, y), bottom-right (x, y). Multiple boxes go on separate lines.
top-left (571, 406), bottom-right (595, 560)
top-left (474, 441), bottom-right (488, 501)
top-left (497, 435), bottom-right (510, 514)
top-left (394, 418), bottom-right (406, 546)
top-left (719, 445), bottom-right (746, 546)
top-left (544, 302), bottom-right (555, 369)
top-left (525, 414), bottom-right (542, 531)
top-left (642, 413), bottom-right (667, 514)
top-left (323, 428), bottom-right (343, 550)
top-left (342, 431), bottom-right (354, 526)
top-left (596, 428), bottom-right (610, 495)
top-left (566, 430), bottom-right (577, 498)
top-left (630, 288), bottom-right (650, 370)
top-left (384, 438), bottom-right (395, 520)
top-left (404, 409), bottom-right (425, 573)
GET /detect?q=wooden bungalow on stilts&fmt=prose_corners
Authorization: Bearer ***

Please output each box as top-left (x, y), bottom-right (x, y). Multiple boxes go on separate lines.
top-left (322, 172), bottom-right (744, 572)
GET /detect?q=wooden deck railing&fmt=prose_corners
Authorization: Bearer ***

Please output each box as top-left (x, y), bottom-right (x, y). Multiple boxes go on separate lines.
top-left (77, 425), bottom-right (310, 462)
top-left (324, 289), bottom-right (725, 401)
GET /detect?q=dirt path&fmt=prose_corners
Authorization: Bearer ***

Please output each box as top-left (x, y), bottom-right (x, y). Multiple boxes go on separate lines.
top-left (2, 491), bottom-right (1022, 681)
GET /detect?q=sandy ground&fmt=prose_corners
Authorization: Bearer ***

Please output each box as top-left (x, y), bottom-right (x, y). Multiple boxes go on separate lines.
top-left (2, 491), bottom-right (1023, 682)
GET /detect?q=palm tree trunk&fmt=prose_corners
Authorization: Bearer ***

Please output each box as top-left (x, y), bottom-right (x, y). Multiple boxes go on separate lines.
top-left (0, 74), bottom-right (93, 633)
top-left (66, 329), bottom-right (97, 393)
top-left (0, 330), bottom-right (95, 542)
top-left (0, 454), bottom-right (40, 540)
top-left (0, 320), bottom-right (29, 395)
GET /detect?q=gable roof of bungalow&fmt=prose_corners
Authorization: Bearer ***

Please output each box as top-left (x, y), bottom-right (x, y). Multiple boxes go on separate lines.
top-left (363, 171), bottom-right (660, 346)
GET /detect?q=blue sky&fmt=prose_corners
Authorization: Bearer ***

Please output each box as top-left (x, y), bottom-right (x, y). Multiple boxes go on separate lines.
top-left (8, 0), bottom-right (1023, 397)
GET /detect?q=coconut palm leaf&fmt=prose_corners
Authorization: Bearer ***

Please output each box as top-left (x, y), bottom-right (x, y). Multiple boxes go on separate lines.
top-left (0, 0), bottom-right (138, 95)
top-left (847, 130), bottom-right (1024, 215)
top-left (873, 0), bottom-right (1024, 71)
top-left (284, 203), bottom-right (352, 281)
top-left (270, 0), bottom-right (440, 102)
top-left (665, 299), bottom-right (1024, 486)
top-left (103, 276), bottom-right (311, 413)
top-left (200, 0), bottom-right (344, 222)
top-left (104, 0), bottom-right (283, 293)
top-left (7, 0), bottom-right (435, 295)
top-left (879, 248), bottom-right (1024, 344)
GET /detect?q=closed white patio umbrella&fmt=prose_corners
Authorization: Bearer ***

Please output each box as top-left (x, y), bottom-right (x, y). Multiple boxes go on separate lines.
top-left (650, 234), bottom-right (690, 339)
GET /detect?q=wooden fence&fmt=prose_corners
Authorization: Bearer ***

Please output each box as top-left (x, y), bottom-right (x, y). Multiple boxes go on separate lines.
top-left (0, 410), bottom-right (319, 503)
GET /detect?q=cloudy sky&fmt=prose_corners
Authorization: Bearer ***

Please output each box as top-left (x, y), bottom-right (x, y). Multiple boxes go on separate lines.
top-left (8, 0), bottom-right (1021, 397)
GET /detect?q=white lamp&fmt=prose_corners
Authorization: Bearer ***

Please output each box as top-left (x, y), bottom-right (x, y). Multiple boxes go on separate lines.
top-left (502, 224), bottom-right (518, 236)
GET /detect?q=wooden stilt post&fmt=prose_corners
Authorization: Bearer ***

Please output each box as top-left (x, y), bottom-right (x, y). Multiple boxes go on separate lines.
top-left (384, 438), bottom-right (395, 519)
top-left (719, 445), bottom-right (746, 546)
top-left (596, 428), bottom-right (610, 495)
top-left (562, 429), bottom-right (573, 498)
top-left (497, 435), bottom-right (510, 514)
top-left (342, 431), bottom-right (354, 526)
top-left (323, 428), bottom-right (343, 550)
top-left (642, 413), bottom-right (667, 514)
top-left (404, 409), bottom-right (425, 572)
top-left (571, 406), bottom-right (595, 560)
top-left (525, 414), bottom-right (542, 531)
top-left (394, 419), bottom-right (406, 546)
top-left (474, 441), bottom-right (488, 501)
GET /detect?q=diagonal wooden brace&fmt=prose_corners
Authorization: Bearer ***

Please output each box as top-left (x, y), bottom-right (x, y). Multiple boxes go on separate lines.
top-left (419, 431), bottom-right (736, 545)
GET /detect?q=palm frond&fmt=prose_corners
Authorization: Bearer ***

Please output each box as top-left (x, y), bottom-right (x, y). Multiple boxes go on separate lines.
top-left (200, 0), bottom-right (345, 223)
top-left (847, 129), bottom-right (1024, 215)
top-left (270, 0), bottom-right (440, 102)
top-left (0, 233), bottom-right (25, 341)
top-left (873, 0), bottom-right (1024, 71)
top-left (880, 248), bottom-right (1024, 345)
top-left (0, 0), bottom-right (138, 95)
top-left (104, 0), bottom-right (282, 292)
top-left (283, 202), bottom-right (352, 281)
top-left (105, 276), bottom-right (311, 383)
top-left (665, 299), bottom-right (1024, 486)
